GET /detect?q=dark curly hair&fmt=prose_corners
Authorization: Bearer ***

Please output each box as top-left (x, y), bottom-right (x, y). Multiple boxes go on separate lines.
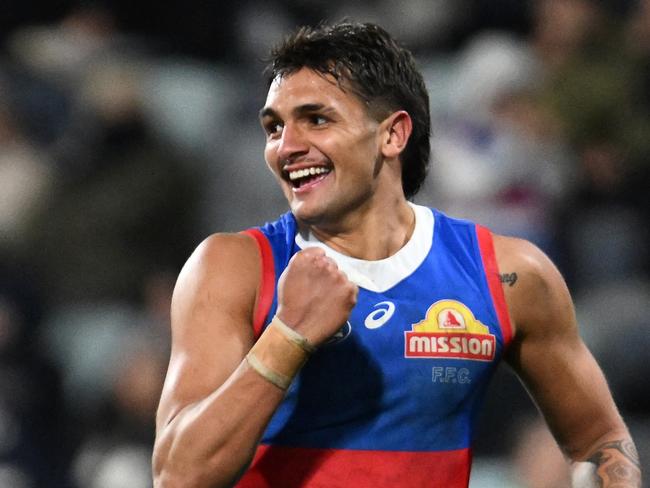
top-left (265, 22), bottom-right (431, 198)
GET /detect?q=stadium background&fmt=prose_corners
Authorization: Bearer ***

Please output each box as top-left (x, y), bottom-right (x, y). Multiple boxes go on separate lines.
top-left (0, 0), bottom-right (648, 486)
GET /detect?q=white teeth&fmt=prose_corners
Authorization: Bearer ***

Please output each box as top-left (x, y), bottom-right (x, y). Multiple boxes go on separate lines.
top-left (288, 167), bottom-right (330, 181)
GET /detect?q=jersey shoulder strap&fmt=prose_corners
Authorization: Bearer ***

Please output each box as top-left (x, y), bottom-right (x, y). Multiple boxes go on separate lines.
top-left (475, 224), bottom-right (513, 346)
top-left (241, 228), bottom-right (276, 338)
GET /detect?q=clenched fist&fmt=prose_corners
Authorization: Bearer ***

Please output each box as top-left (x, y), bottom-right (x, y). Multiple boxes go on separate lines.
top-left (275, 247), bottom-right (358, 346)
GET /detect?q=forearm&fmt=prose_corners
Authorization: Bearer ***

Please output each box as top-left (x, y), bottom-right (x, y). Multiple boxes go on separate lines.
top-left (153, 361), bottom-right (285, 488)
top-left (571, 437), bottom-right (642, 488)
top-left (154, 316), bottom-right (316, 487)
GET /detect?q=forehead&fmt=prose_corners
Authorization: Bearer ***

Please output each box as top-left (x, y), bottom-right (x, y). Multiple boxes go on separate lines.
top-left (263, 68), bottom-right (368, 117)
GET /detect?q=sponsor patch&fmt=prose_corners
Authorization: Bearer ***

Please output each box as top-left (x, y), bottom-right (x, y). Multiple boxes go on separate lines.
top-left (405, 300), bottom-right (496, 361)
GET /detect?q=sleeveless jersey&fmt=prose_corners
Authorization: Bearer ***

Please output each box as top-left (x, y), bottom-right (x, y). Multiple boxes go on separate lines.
top-left (237, 204), bottom-right (512, 488)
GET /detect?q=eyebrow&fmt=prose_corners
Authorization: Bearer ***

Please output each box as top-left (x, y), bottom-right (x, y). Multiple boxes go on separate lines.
top-left (259, 103), bottom-right (332, 120)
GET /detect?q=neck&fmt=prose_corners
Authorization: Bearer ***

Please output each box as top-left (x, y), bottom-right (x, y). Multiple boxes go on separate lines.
top-left (301, 197), bottom-right (416, 261)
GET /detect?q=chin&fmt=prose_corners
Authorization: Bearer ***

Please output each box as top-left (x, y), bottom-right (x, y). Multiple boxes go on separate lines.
top-left (289, 201), bottom-right (330, 226)
top-left (290, 207), bottom-right (321, 225)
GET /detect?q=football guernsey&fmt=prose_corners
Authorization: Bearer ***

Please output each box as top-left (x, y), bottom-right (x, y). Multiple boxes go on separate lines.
top-left (237, 204), bottom-right (513, 488)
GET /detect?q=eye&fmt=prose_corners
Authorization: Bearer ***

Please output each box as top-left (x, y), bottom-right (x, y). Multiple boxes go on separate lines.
top-left (308, 114), bottom-right (328, 126)
top-left (264, 120), bottom-right (283, 137)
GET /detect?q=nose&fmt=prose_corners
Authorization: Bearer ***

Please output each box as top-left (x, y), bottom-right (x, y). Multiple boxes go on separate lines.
top-left (276, 122), bottom-right (309, 163)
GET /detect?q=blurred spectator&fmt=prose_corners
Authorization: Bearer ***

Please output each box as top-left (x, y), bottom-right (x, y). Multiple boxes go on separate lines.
top-left (0, 267), bottom-right (68, 487)
top-left (531, 0), bottom-right (650, 288)
top-left (627, 0), bottom-right (650, 118)
top-left (70, 324), bottom-right (168, 488)
top-left (39, 271), bottom-right (173, 487)
top-left (23, 58), bottom-right (202, 306)
top-left (0, 100), bottom-right (54, 260)
top-left (7, 5), bottom-right (118, 85)
top-left (418, 31), bottom-right (573, 254)
top-left (576, 279), bottom-right (650, 417)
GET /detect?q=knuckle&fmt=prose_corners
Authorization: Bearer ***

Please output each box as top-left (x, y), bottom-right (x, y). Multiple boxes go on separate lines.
top-left (305, 247), bottom-right (325, 257)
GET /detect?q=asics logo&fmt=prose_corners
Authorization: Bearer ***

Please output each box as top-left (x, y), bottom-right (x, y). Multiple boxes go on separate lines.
top-left (364, 301), bottom-right (396, 329)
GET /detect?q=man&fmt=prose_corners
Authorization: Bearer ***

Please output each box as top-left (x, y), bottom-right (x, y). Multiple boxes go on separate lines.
top-left (152, 22), bottom-right (641, 487)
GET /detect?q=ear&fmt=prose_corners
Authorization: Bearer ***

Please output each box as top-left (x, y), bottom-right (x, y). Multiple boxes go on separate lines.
top-left (380, 110), bottom-right (413, 159)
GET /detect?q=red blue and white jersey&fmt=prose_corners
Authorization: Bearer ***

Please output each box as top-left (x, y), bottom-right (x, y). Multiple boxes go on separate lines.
top-left (238, 204), bottom-right (513, 487)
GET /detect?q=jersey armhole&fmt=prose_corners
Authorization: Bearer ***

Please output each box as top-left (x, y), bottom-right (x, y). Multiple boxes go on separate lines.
top-left (476, 225), bottom-right (513, 348)
top-left (241, 229), bottom-right (275, 339)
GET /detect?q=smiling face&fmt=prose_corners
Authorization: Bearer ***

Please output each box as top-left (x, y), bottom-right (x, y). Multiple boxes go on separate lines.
top-left (260, 68), bottom-right (387, 227)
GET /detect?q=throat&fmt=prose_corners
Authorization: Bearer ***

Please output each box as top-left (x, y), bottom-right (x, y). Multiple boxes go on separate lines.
top-left (308, 207), bottom-right (416, 260)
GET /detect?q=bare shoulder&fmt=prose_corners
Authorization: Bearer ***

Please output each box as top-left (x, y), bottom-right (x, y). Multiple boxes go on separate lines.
top-left (491, 234), bottom-right (577, 343)
top-left (157, 232), bottom-right (261, 429)
top-left (172, 232), bottom-right (261, 325)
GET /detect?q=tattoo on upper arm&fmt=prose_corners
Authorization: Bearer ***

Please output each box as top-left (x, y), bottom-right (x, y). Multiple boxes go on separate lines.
top-left (587, 439), bottom-right (641, 487)
top-left (499, 272), bottom-right (518, 287)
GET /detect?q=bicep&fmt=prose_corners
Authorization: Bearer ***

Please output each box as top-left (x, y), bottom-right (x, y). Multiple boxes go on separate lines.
top-left (507, 324), bottom-right (622, 458)
top-left (497, 236), bottom-right (625, 459)
top-left (156, 233), bottom-right (260, 431)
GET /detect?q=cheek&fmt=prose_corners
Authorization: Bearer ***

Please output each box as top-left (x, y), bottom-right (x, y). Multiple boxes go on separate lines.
top-left (345, 135), bottom-right (380, 171)
top-left (264, 145), bottom-right (279, 171)
top-left (264, 146), bottom-right (292, 192)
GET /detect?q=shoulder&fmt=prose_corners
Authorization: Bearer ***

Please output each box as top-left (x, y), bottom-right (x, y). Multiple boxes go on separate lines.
top-left (491, 233), bottom-right (577, 342)
top-left (172, 232), bottom-right (262, 329)
top-left (492, 234), bottom-right (553, 284)
top-left (178, 232), bottom-right (260, 285)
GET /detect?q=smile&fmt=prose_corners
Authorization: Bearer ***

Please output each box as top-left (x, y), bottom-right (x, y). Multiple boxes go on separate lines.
top-left (287, 166), bottom-right (331, 189)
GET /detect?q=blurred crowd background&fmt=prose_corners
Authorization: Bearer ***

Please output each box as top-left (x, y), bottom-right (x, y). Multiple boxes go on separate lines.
top-left (0, 0), bottom-right (648, 487)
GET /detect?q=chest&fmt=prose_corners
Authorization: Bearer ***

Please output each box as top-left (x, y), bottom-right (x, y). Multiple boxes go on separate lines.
top-left (282, 256), bottom-right (502, 416)
top-left (315, 266), bottom-right (502, 390)
top-left (260, 215), bottom-right (507, 450)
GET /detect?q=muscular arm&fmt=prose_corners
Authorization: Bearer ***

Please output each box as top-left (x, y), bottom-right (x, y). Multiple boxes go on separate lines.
top-left (494, 235), bottom-right (642, 488)
top-left (152, 234), bottom-right (357, 487)
top-left (152, 233), bottom-right (285, 487)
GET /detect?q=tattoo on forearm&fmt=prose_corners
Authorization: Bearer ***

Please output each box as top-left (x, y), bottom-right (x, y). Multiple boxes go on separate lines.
top-left (586, 439), bottom-right (641, 487)
top-left (499, 272), bottom-right (518, 287)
